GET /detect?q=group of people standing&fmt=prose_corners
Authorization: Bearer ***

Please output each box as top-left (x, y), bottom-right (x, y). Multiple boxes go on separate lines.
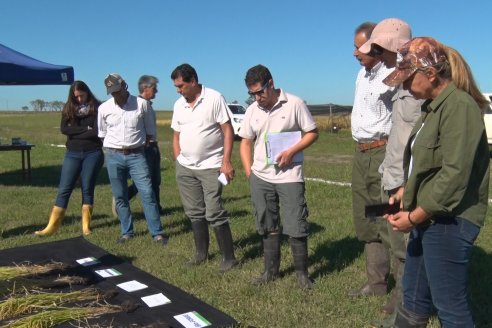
top-left (34, 63), bottom-right (319, 289)
top-left (351, 18), bottom-right (489, 328)
top-left (33, 16), bottom-right (489, 328)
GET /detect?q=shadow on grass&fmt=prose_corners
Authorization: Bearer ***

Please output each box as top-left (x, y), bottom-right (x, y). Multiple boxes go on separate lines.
top-left (309, 235), bottom-right (363, 278)
top-left (469, 246), bottom-right (492, 328)
top-left (237, 222), bottom-right (326, 263)
top-left (0, 214), bottom-right (116, 239)
top-left (0, 164), bottom-right (111, 187)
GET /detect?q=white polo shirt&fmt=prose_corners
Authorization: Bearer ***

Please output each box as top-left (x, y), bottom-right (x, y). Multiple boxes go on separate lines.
top-left (98, 95), bottom-right (155, 149)
top-left (171, 86), bottom-right (230, 170)
top-left (239, 89), bottom-right (317, 183)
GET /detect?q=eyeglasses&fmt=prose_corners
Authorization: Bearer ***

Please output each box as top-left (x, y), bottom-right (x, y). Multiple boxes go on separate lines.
top-left (248, 81), bottom-right (270, 97)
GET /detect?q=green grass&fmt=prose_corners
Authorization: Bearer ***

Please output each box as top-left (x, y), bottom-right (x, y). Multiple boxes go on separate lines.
top-left (1, 112), bottom-right (492, 327)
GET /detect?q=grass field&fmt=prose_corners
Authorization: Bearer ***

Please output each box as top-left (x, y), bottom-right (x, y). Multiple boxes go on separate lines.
top-left (1, 111), bottom-right (491, 328)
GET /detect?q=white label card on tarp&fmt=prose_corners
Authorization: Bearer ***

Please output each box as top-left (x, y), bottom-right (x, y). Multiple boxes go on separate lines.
top-left (117, 280), bottom-right (148, 292)
top-left (76, 257), bottom-right (100, 266)
top-left (95, 268), bottom-right (122, 278)
top-left (174, 311), bottom-right (211, 328)
top-left (141, 293), bottom-right (171, 307)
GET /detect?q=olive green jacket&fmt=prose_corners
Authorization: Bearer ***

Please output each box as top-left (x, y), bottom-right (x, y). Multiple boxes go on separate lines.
top-left (403, 82), bottom-right (489, 227)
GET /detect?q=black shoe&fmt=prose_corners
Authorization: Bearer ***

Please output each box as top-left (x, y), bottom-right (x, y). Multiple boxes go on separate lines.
top-left (153, 234), bottom-right (169, 246)
top-left (117, 235), bottom-right (133, 244)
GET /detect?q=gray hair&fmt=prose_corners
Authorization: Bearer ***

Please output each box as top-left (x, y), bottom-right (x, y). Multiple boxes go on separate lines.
top-left (138, 75), bottom-right (159, 93)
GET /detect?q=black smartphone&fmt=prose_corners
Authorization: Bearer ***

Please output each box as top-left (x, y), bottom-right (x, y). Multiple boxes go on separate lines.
top-left (365, 202), bottom-right (401, 218)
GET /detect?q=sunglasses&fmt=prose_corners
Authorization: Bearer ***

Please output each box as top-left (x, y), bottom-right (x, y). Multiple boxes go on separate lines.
top-left (248, 81), bottom-right (270, 97)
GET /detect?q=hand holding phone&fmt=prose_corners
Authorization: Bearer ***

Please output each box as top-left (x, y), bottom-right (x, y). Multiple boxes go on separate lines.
top-left (365, 202), bottom-right (401, 219)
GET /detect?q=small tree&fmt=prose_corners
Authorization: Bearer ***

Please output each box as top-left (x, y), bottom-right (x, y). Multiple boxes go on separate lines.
top-left (21, 106), bottom-right (29, 111)
top-left (49, 100), bottom-right (64, 111)
top-left (30, 99), bottom-right (46, 112)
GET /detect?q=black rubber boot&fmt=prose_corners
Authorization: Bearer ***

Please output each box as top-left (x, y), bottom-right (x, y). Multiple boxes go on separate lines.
top-left (289, 237), bottom-right (314, 289)
top-left (370, 312), bottom-right (397, 328)
top-left (187, 220), bottom-right (209, 266)
top-left (394, 305), bottom-right (429, 328)
top-left (382, 258), bottom-right (405, 315)
top-left (252, 233), bottom-right (281, 285)
top-left (213, 222), bottom-right (238, 273)
top-left (348, 241), bottom-right (390, 297)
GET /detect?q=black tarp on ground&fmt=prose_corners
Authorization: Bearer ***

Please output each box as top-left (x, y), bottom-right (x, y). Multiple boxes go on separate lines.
top-left (0, 237), bottom-right (237, 327)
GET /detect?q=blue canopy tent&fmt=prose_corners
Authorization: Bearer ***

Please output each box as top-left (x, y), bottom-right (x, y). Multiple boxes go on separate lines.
top-left (0, 43), bottom-right (74, 85)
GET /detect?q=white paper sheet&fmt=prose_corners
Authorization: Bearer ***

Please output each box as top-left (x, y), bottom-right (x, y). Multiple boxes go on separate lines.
top-left (117, 280), bottom-right (148, 292)
top-left (265, 131), bottom-right (303, 165)
top-left (218, 172), bottom-right (228, 186)
top-left (141, 293), bottom-right (171, 307)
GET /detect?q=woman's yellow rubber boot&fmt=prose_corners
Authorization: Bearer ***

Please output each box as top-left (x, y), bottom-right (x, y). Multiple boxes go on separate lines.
top-left (34, 206), bottom-right (66, 236)
top-left (82, 204), bottom-right (93, 235)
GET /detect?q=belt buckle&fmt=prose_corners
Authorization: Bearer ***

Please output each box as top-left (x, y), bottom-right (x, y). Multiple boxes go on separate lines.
top-left (122, 148), bottom-right (131, 155)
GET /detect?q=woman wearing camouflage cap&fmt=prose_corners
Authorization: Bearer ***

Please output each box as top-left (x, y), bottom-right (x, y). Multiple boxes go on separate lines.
top-left (384, 37), bottom-right (489, 327)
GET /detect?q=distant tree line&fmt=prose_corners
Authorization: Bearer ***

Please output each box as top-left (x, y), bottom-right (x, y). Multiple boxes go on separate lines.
top-left (27, 99), bottom-right (64, 111)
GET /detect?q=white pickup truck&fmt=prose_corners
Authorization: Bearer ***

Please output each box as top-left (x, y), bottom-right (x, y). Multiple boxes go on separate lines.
top-left (226, 103), bottom-right (246, 137)
top-left (482, 93), bottom-right (492, 146)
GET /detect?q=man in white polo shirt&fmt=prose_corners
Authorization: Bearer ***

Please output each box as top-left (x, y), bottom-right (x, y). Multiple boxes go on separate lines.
top-left (170, 63), bottom-right (238, 273)
top-left (239, 64), bottom-right (318, 289)
top-left (98, 73), bottom-right (167, 245)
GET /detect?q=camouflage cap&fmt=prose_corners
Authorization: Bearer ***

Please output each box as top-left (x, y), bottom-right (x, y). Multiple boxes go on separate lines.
top-left (383, 37), bottom-right (447, 87)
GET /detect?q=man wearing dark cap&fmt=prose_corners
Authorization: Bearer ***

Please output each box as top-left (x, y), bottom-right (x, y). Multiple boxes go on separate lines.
top-left (115, 75), bottom-right (165, 216)
top-left (98, 73), bottom-right (167, 245)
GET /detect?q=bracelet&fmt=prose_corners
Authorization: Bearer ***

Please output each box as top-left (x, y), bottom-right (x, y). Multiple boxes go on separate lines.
top-left (408, 211), bottom-right (417, 226)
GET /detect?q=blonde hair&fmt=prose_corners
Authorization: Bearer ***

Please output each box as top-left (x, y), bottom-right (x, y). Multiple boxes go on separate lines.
top-left (443, 45), bottom-right (489, 112)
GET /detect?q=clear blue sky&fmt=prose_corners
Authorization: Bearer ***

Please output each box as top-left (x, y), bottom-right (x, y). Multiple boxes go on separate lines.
top-left (1, 0), bottom-right (491, 111)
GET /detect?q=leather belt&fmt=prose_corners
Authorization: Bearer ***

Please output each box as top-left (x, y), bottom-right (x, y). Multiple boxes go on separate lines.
top-left (106, 146), bottom-right (144, 155)
top-left (357, 139), bottom-right (388, 152)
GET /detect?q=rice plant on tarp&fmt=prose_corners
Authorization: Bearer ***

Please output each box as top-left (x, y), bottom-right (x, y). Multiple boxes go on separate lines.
top-left (1, 304), bottom-right (124, 328)
top-left (0, 263), bottom-right (68, 281)
top-left (0, 288), bottom-right (118, 320)
top-left (0, 276), bottom-right (89, 297)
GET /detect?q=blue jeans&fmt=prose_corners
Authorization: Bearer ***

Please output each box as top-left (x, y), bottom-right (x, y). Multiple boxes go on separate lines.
top-left (128, 143), bottom-right (162, 208)
top-left (402, 216), bottom-right (480, 327)
top-left (105, 148), bottom-right (163, 237)
top-left (55, 149), bottom-right (104, 208)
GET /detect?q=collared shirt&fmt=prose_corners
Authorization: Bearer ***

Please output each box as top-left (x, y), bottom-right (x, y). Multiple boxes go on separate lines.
top-left (171, 86), bottom-right (230, 170)
top-left (379, 87), bottom-right (423, 191)
top-left (97, 94), bottom-right (155, 149)
top-left (239, 89), bottom-right (317, 183)
top-left (138, 95), bottom-right (157, 142)
top-left (351, 62), bottom-right (395, 143)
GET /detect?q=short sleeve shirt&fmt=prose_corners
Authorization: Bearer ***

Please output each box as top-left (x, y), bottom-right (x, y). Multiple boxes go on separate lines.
top-left (239, 89), bottom-right (317, 183)
top-left (171, 86), bottom-right (230, 169)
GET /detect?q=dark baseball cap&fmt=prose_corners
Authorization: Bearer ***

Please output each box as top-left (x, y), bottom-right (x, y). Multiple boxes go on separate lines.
top-left (104, 73), bottom-right (124, 94)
